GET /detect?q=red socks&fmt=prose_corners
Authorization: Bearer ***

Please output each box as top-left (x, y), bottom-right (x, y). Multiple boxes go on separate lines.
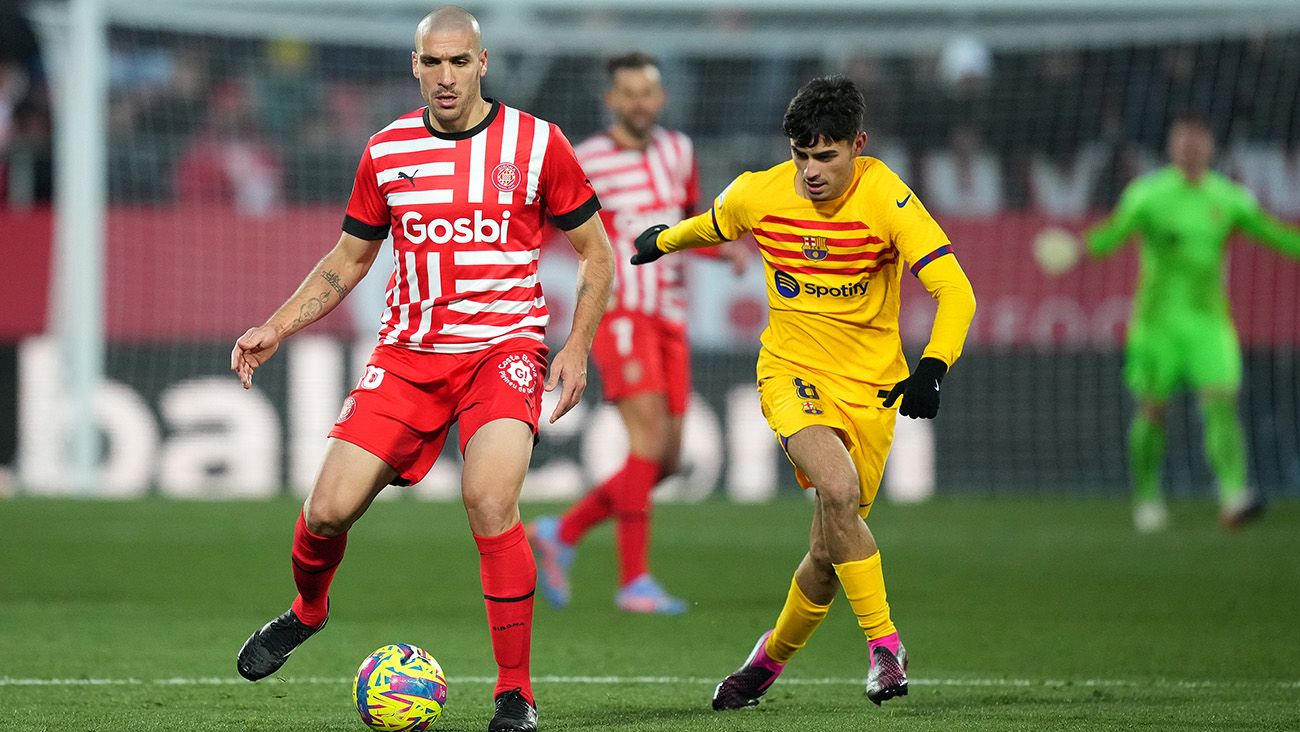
top-left (557, 455), bottom-right (661, 585)
top-left (289, 511), bottom-right (346, 628)
top-left (609, 456), bottom-right (660, 585)
top-left (556, 452), bottom-right (660, 551)
top-left (474, 521), bottom-right (536, 704)
top-left (557, 482), bottom-right (613, 545)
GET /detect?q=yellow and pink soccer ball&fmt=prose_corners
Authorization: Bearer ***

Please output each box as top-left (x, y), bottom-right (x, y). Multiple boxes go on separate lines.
top-left (354, 643), bottom-right (448, 731)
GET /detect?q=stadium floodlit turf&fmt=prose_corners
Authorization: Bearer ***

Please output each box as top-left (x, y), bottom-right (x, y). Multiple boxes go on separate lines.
top-left (1, 497), bottom-right (1297, 731)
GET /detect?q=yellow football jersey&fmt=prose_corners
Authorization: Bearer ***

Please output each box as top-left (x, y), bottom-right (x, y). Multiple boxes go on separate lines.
top-left (659, 156), bottom-right (972, 388)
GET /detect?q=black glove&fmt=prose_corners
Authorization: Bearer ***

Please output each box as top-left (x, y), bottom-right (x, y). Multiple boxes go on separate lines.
top-left (629, 224), bottom-right (669, 265)
top-left (883, 357), bottom-right (948, 419)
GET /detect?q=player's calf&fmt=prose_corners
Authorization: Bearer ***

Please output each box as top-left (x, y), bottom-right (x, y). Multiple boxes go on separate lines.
top-left (236, 607), bottom-right (327, 681)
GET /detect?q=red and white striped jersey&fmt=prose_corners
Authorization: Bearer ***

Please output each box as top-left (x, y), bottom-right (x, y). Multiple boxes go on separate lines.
top-left (574, 127), bottom-right (698, 322)
top-left (344, 101), bottom-right (599, 353)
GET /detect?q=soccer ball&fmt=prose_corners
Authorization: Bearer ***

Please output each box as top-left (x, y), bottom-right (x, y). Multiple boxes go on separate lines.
top-left (354, 643), bottom-right (448, 731)
top-left (1031, 226), bottom-right (1083, 276)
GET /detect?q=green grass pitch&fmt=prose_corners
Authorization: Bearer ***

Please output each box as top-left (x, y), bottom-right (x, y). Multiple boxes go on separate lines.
top-left (1, 497), bottom-right (1297, 731)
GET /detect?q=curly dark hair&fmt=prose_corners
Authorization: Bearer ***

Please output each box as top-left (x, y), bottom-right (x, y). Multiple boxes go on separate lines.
top-left (782, 75), bottom-right (865, 148)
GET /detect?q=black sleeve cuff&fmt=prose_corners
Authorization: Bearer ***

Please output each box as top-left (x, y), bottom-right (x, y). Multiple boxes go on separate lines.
top-left (550, 194), bottom-right (601, 231)
top-left (710, 208), bottom-right (726, 240)
top-left (343, 215), bottom-right (390, 241)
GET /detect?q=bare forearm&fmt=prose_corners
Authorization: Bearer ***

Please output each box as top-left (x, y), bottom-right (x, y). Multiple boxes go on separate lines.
top-left (564, 246), bottom-right (613, 354)
top-left (264, 245), bottom-right (372, 338)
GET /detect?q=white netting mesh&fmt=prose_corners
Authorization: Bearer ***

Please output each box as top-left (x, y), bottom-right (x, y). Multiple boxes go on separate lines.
top-left (11, 1), bottom-right (1300, 497)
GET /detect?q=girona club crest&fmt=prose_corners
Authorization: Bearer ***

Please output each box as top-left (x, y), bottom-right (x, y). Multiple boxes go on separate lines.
top-left (336, 396), bottom-right (357, 424)
top-left (492, 162), bottom-right (521, 192)
top-left (498, 354), bottom-right (537, 394)
top-left (802, 235), bottom-right (829, 261)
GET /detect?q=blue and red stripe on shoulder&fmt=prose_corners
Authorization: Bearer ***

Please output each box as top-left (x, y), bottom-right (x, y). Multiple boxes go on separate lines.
top-left (909, 244), bottom-right (954, 277)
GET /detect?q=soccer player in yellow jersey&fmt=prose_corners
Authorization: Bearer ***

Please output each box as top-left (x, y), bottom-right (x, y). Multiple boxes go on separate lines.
top-left (631, 76), bottom-right (976, 708)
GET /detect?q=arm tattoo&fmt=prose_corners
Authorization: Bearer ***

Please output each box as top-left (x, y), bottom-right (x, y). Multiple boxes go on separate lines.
top-left (287, 290), bottom-right (332, 332)
top-left (321, 269), bottom-right (347, 297)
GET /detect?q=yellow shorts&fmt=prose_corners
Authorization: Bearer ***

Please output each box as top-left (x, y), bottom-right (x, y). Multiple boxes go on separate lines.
top-left (758, 368), bottom-right (897, 519)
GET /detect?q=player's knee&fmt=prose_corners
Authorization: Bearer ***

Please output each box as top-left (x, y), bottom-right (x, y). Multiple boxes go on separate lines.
top-left (462, 490), bottom-right (519, 534)
top-left (628, 428), bottom-right (671, 465)
top-left (303, 501), bottom-right (352, 537)
top-left (815, 478), bottom-right (860, 517)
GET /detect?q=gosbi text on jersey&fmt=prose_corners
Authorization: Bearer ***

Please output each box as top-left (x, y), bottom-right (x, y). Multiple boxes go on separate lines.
top-left (343, 100), bottom-right (600, 353)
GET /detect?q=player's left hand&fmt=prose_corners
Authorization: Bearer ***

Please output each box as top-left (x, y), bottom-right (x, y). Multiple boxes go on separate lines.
top-left (629, 224), bottom-right (669, 265)
top-left (883, 357), bottom-right (948, 419)
top-left (544, 346), bottom-right (589, 423)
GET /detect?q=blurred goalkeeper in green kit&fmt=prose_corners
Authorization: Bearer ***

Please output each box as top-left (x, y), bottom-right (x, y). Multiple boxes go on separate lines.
top-left (1087, 114), bottom-right (1300, 532)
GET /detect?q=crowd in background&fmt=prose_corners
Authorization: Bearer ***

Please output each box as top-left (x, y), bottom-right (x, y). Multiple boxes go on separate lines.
top-left (3, 19), bottom-right (1300, 218)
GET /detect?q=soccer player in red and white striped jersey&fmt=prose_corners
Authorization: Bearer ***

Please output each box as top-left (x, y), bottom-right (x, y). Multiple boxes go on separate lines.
top-left (230, 8), bottom-right (612, 731)
top-left (529, 53), bottom-right (747, 616)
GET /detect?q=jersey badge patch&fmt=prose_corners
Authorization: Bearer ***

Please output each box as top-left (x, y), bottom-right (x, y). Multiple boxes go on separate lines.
top-left (802, 236), bottom-right (829, 261)
top-left (336, 396), bottom-right (357, 424)
top-left (498, 353), bottom-right (538, 394)
top-left (493, 163), bottom-right (521, 192)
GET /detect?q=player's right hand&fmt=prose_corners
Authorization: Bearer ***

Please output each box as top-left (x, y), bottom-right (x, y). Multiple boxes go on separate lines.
top-left (629, 224), bottom-right (669, 265)
top-left (230, 325), bottom-right (282, 389)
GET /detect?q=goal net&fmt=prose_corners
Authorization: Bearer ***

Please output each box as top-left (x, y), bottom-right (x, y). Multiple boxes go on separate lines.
top-left (12, 0), bottom-right (1300, 502)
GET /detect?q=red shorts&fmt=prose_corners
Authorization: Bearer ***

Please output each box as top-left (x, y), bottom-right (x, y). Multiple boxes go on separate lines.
top-left (328, 340), bottom-right (547, 486)
top-left (590, 310), bottom-right (690, 416)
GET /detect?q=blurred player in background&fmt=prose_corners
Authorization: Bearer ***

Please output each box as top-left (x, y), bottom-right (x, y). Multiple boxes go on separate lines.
top-left (529, 53), bottom-right (747, 615)
top-left (231, 7), bottom-right (612, 731)
top-left (630, 76), bottom-right (976, 709)
top-left (1087, 114), bottom-right (1300, 533)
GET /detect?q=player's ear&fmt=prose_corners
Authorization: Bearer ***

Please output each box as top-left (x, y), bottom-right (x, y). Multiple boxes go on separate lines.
top-left (479, 48), bottom-right (488, 78)
top-left (411, 51), bottom-right (419, 78)
top-left (854, 131), bottom-right (868, 155)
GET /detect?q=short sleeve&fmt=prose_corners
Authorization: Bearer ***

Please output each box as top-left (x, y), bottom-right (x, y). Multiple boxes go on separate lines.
top-left (710, 172), bottom-right (754, 241)
top-left (541, 124), bottom-right (601, 231)
top-left (342, 145), bottom-right (391, 241)
top-left (879, 170), bottom-right (952, 276)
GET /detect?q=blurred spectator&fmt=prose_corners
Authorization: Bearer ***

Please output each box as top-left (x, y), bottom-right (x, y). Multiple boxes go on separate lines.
top-left (921, 124), bottom-right (1003, 217)
top-left (1122, 44), bottom-right (1237, 149)
top-left (137, 49), bottom-right (211, 140)
top-left (937, 33), bottom-right (994, 133)
top-left (1, 0), bottom-right (49, 208)
top-left (1018, 52), bottom-right (1109, 217)
top-left (843, 54), bottom-right (910, 181)
top-left (254, 39), bottom-right (324, 142)
top-left (174, 80), bottom-right (283, 215)
top-left (1227, 142), bottom-right (1300, 218)
top-left (1229, 35), bottom-right (1300, 143)
top-left (900, 53), bottom-right (949, 155)
top-left (6, 92), bottom-right (52, 207)
top-left (1029, 141), bottom-right (1109, 218)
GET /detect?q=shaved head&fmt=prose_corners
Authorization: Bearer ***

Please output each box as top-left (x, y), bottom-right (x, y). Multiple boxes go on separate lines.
top-left (416, 5), bottom-right (482, 52)
top-left (411, 4), bottom-right (490, 133)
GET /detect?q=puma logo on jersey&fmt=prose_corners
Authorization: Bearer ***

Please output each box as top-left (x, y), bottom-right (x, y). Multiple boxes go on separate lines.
top-left (396, 170), bottom-right (418, 186)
